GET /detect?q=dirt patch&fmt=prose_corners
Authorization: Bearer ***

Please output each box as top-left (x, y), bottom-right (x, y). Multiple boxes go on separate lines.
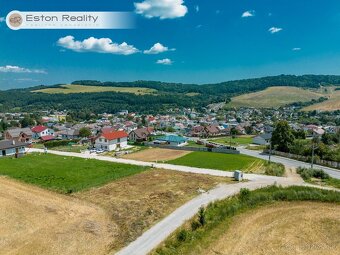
top-left (0, 177), bottom-right (113, 255)
top-left (74, 169), bottom-right (232, 252)
top-left (122, 148), bottom-right (192, 162)
top-left (204, 202), bottom-right (340, 255)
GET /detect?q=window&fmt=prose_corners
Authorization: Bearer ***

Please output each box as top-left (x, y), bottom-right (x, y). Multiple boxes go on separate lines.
top-left (117, 138), bottom-right (120, 142)
top-left (105, 139), bottom-right (107, 143)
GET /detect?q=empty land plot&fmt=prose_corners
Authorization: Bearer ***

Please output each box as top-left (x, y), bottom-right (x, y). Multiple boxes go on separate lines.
top-left (302, 89), bottom-right (340, 111)
top-left (227, 86), bottom-right (323, 108)
top-left (168, 151), bottom-right (265, 172)
top-left (203, 202), bottom-right (340, 255)
top-left (75, 169), bottom-right (233, 252)
top-left (0, 153), bottom-right (147, 193)
top-left (122, 148), bottom-right (192, 162)
top-left (0, 177), bottom-right (113, 255)
top-left (32, 84), bottom-right (157, 95)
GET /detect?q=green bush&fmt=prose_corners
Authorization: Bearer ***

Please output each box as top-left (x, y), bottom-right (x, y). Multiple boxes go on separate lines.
top-left (44, 139), bottom-right (80, 148)
top-left (296, 167), bottom-right (330, 181)
top-left (264, 162), bottom-right (285, 176)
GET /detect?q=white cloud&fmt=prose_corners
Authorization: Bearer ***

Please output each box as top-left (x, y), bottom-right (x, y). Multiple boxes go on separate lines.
top-left (195, 5), bottom-right (199, 13)
top-left (134, 0), bottom-right (188, 19)
top-left (57, 36), bottom-right (139, 55)
top-left (0, 65), bottom-right (47, 74)
top-left (0, 17), bottom-right (5, 22)
top-left (242, 10), bottom-right (255, 18)
top-left (156, 58), bottom-right (173, 65)
top-left (292, 47), bottom-right (301, 51)
top-left (268, 27), bottom-right (283, 34)
top-left (144, 43), bottom-right (175, 54)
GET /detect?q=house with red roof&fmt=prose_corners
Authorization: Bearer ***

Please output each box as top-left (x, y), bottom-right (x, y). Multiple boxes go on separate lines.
top-left (95, 130), bottom-right (128, 151)
top-left (31, 125), bottom-right (55, 139)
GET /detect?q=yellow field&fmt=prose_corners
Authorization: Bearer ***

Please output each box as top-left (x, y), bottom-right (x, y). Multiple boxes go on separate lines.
top-left (32, 84), bottom-right (157, 95)
top-left (302, 87), bottom-right (340, 111)
top-left (203, 202), bottom-right (340, 255)
top-left (227, 86), bottom-right (323, 108)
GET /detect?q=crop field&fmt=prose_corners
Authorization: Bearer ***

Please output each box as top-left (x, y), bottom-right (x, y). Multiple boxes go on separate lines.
top-left (227, 86), bottom-right (324, 108)
top-left (302, 88), bottom-right (340, 111)
top-left (168, 151), bottom-right (265, 172)
top-left (75, 169), bottom-right (233, 252)
top-left (0, 177), bottom-right (113, 255)
top-left (0, 153), bottom-right (147, 193)
top-left (203, 202), bottom-right (340, 255)
top-left (122, 148), bottom-right (192, 162)
top-left (32, 84), bottom-right (157, 95)
top-left (154, 186), bottom-right (340, 255)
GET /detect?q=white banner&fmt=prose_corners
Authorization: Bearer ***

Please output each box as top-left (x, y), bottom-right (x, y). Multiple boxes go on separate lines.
top-left (6, 11), bottom-right (135, 30)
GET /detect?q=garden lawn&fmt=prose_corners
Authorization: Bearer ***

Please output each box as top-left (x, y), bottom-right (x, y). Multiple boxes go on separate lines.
top-left (0, 153), bottom-right (147, 193)
top-left (209, 136), bottom-right (254, 145)
top-left (168, 151), bottom-right (264, 171)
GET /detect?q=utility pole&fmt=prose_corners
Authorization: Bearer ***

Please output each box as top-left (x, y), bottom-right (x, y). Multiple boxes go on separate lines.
top-left (311, 130), bottom-right (317, 170)
top-left (269, 139), bottom-right (272, 164)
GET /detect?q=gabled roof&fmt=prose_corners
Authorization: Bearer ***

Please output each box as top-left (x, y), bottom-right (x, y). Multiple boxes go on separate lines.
top-left (157, 135), bottom-right (187, 143)
top-left (40, 135), bottom-right (55, 141)
top-left (6, 128), bottom-right (33, 137)
top-left (0, 140), bottom-right (28, 150)
top-left (101, 131), bottom-right (128, 140)
top-left (131, 127), bottom-right (153, 139)
top-left (32, 125), bottom-right (47, 133)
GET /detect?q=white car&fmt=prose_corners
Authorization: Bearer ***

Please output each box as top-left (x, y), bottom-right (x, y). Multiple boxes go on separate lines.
top-left (96, 149), bottom-right (105, 154)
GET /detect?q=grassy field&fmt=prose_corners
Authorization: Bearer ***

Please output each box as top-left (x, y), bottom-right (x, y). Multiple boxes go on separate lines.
top-left (32, 84), bottom-right (157, 95)
top-left (209, 135), bottom-right (254, 145)
top-left (227, 86), bottom-right (324, 108)
top-left (76, 169), bottom-right (233, 252)
top-left (168, 151), bottom-right (265, 172)
top-left (153, 186), bottom-right (340, 255)
top-left (0, 153), bottom-right (147, 193)
top-left (122, 148), bottom-right (191, 162)
top-left (302, 87), bottom-right (340, 111)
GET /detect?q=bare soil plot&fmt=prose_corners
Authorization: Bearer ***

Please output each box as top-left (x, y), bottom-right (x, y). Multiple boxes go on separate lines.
top-left (204, 202), bottom-right (340, 255)
top-left (122, 148), bottom-right (192, 162)
top-left (0, 177), bottom-right (113, 255)
top-left (75, 169), bottom-right (232, 252)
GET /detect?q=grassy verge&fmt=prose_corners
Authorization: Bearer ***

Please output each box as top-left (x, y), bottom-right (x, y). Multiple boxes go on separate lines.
top-left (152, 186), bottom-right (340, 255)
top-left (0, 153), bottom-right (147, 193)
top-left (297, 167), bottom-right (340, 189)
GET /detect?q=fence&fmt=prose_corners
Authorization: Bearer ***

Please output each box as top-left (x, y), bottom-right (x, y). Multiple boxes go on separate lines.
top-left (149, 144), bottom-right (240, 154)
top-left (264, 150), bottom-right (340, 169)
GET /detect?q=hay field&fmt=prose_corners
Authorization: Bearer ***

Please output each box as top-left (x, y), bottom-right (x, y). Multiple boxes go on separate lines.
top-left (122, 148), bottom-right (192, 162)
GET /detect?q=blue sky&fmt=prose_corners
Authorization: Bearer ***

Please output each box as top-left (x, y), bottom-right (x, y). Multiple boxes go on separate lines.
top-left (1, 0), bottom-right (340, 89)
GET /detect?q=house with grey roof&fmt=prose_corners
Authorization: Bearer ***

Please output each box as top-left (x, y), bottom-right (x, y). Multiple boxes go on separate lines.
top-left (0, 140), bottom-right (27, 157)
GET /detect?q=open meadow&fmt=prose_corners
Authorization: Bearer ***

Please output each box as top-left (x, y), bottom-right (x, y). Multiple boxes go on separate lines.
top-left (32, 84), bottom-right (157, 95)
top-left (122, 148), bottom-right (192, 162)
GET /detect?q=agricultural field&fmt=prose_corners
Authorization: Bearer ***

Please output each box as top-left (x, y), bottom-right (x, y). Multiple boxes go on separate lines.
top-left (122, 148), bottom-right (192, 162)
top-left (0, 153), bottom-right (147, 193)
top-left (302, 87), bottom-right (340, 111)
top-left (0, 152), bottom-right (233, 254)
top-left (153, 186), bottom-right (340, 255)
top-left (75, 169), bottom-right (233, 252)
top-left (32, 84), bottom-right (157, 95)
top-left (0, 177), bottom-right (113, 255)
top-left (209, 135), bottom-right (254, 145)
top-left (168, 151), bottom-right (267, 173)
top-left (227, 86), bottom-right (324, 108)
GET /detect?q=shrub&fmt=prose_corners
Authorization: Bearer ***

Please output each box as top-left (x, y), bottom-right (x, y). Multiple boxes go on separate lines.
top-left (176, 229), bottom-right (189, 242)
top-left (239, 188), bottom-right (251, 200)
top-left (264, 162), bottom-right (285, 176)
top-left (198, 207), bottom-right (206, 226)
top-left (297, 167), bottom-right (330, 180)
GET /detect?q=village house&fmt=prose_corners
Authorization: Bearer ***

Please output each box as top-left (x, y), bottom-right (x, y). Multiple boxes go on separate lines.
top-left (252, 133), bottom-right (272, 145)
top-left (153, 135), bottom-right (188, 147)
top-left (129, 127), bottom-right (154, 142)
top-left (0, 140), bottom-right (27, 157)
top-left (95, 130), bottom-right (128, 151)
top-left (4, 128), bottom-right (32, 143)
top-left (31, 125), bottom-right (55, 139)
top-left (58, 129), bottom-right (80, 140)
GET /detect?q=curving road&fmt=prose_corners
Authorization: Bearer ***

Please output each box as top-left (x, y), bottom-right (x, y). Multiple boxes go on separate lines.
top-left (238, 147), bottom-right (340, 179)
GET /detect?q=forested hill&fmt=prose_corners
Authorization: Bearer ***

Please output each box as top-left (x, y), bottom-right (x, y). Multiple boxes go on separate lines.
top-left (71, 74), bottom-right (340, 96)
top-left (1, 75), bottom-right (340, 114)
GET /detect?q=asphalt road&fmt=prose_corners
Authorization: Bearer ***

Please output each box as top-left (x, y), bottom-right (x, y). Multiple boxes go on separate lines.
top-left (238, 147), bottom-right (340, 179)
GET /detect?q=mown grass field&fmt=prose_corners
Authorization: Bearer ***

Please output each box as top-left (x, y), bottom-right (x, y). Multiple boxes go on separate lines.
top-left (168, 151), bottom-right (265, 172)
top-left (153, 186), bottom-right (340, 255)
top-left (227, 86), bottom-right (323, 108)
top-left (209, 135), bottom-right (254, 145)
top-left (32, 84), bottom-right (157, 95)
top-left (0, 153), bottom-right (147, 193)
